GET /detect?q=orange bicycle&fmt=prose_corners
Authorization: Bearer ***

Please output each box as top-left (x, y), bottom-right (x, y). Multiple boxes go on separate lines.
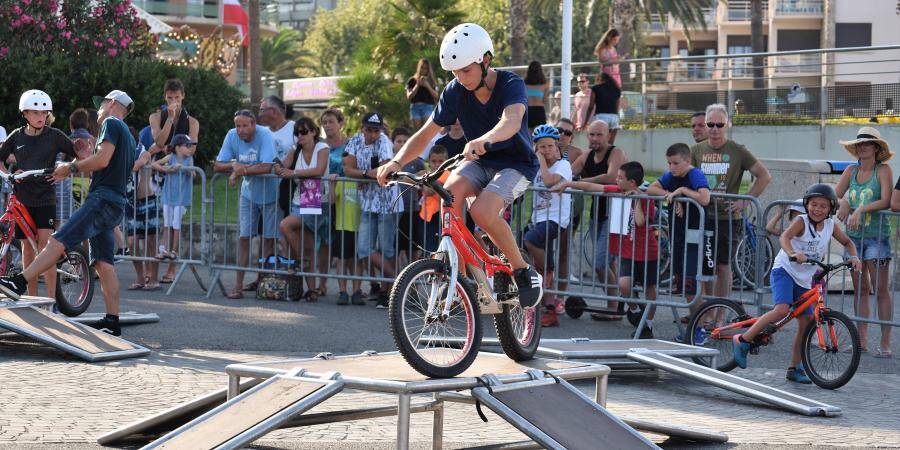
top-left (386, 152), bottom-right (541, 378)
top-left (687, 258), bottom-right (861, 389)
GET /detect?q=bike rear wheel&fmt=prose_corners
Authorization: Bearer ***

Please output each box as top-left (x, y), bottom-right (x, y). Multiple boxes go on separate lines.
top-left (732, 234), bottom-right (774, 289)
top-left (687, 298), bottom-right (748, 372)
top-left (494, 272), bottom-right (541, 361)
top-left (55, 247), bottom-right (94, 317)
top-left (389, 258), bottom-right (482, 378)
top-left (801, 310), bottom-right (860, 389)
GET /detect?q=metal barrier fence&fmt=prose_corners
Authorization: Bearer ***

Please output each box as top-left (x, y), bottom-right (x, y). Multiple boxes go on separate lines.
top-left (763, 200), bottom-right (899, 338)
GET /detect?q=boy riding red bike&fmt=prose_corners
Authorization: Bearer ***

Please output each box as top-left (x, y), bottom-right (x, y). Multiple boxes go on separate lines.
top-left (376, 23), bottom-right (543, 308)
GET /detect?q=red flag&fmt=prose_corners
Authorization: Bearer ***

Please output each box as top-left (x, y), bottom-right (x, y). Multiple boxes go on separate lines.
top-left (223, 0), bottom-right (249, 47)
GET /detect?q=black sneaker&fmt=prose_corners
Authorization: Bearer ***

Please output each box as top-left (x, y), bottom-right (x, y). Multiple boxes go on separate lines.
top-left (0, 274), bottom-right (27, 300)
top-left (638, 326), bottom-right (654, 339)
top-left (375, 291), bottom-right (389, 309)
top-left (513, 266), bottom-right (543, 309)
top-left (90, 316), bottom-right (121, 336)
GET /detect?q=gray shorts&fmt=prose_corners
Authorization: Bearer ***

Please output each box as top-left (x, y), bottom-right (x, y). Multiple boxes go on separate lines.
top-left (455, 160), bottom-right (530, 206)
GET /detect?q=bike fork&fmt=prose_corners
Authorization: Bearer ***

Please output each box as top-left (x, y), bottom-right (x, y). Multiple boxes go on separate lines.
top-left (427, 236), bottom-right (459, 320)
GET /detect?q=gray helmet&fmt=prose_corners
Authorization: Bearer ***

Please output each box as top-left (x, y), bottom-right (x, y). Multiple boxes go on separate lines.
top-left (803, 183), bottom-right (838, 217)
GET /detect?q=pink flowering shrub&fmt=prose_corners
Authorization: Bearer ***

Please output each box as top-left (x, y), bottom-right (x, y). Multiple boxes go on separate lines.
top-left (0, 0), bottom-right (155, 58)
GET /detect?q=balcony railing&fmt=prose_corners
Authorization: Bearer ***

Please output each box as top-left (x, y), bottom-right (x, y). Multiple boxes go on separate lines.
top-left (133, 0), bottom-right (219, 19)
top-left (773, 54), bottom-right (821, 73)
top-left (775, 0), bottom-right (823, 15)
top-left (727, 0), bottom-right (768, 21)
top-left (641, 13), bottom-right (666, 33)
top-left (672, 7), bottom-right (717, 29)
top-left (670, 61), bottom-right (715, 81)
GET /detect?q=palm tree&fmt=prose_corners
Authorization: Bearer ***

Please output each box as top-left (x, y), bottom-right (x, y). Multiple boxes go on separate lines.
top-left (262, 28), bottom-right (310, 80)
top-left (509, 0), bottom-right (528, 65)
top-left (249, 0), bottom-right (262, 109)
top-left (750, 0), bottom-right (765, 90)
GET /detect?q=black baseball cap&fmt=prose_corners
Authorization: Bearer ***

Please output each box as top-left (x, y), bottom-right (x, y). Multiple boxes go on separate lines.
top-left (361, 111), bottom-right (385, 129)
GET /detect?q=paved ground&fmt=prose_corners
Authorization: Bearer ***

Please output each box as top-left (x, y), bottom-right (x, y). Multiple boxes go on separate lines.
top-left (0, 264), bottom-right (898, 448)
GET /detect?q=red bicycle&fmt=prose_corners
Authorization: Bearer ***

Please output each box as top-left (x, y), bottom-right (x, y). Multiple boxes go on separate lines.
top-left (687, 258), bottom-right (861, 389)
top-left (387, 153), bottom-right (541, 378)
top-left (0, 168), bottom-right (94, 316)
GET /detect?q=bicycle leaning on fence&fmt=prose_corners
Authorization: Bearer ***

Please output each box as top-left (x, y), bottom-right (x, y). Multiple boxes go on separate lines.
top-left (687, 258), bottom-right (861, 389)
top-left (386, 152), bottom-right (542, 378)
top-left (0, 168), bottom-right (94, 316)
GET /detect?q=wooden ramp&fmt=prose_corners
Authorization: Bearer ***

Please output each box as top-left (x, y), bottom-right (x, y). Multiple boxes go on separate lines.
top-left (0, 304), bottom-right (149, 362)
top-left (141, 370), bottom-right (344, 450)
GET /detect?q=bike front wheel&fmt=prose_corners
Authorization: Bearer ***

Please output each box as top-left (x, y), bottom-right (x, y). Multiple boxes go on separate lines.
top-left (687, 298), bottom-right (748, 372)
top-left (55, 247), bottom-right (94, 317)
top-left (389, 258), bottom-right (482, 378)
top-left (801, 310), bottom-right (860, 389)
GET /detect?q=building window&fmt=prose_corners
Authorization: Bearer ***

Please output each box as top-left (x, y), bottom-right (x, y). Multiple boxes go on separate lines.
top-left (835, 23), bottom-right (872, 48)
top-left (777, 30), bottom-right (821, 51)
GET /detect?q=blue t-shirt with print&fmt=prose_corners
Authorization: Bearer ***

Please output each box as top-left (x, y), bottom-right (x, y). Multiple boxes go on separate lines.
top-left (90, 117), bottom-right (136, 205)
top-left (658, 167), bottom-right (709, 236)
top-left (432, 70), bottom-right (539, 180)
top-left (216, 125), bottom-right (278, 204)
top-left (329, 143), bottom-right (347, 177)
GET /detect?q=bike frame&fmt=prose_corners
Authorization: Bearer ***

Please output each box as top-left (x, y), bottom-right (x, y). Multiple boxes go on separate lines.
top-left (0, 193), bottom-right (40, 274)
top-left (711, 282), bottom-right (839, 351)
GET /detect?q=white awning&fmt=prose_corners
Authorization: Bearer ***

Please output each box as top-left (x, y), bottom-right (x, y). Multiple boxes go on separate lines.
top-left (132, 5), bottom-right (174, 34)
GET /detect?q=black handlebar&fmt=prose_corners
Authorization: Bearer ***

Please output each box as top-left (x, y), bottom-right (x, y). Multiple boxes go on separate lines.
top-left (789, 257), bottom-right (855, 279)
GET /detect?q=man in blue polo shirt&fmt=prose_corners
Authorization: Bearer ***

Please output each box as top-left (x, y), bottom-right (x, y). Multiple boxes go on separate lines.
top-left (376, 23), bottom-right (543, 308)
top-left (214, 109), bottom-right (278, 299)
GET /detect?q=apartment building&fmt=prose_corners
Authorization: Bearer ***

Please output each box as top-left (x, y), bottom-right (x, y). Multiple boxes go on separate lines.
top-left (642, 0), bottom-right (900, 104)
top-left (133, 0), bottom-right (279, 39)
top-left (276, 0), bottom-right (337, 30)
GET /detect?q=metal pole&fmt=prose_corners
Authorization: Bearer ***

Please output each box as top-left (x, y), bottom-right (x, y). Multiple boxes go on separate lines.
top-left (640, 61), bottom-right (647, 154)
top-left (397, 392), bottom-right (411, 450)
top-left (727, 58), bottom-right (734, 140)
top-left (820, 52), bottom-right (828, 150)
top-left (432, 393), bottom-right (444, 450)
top-left (560, 0), bottom-right (573, 119)
top-left (227, 375), bottom-right (240, 400)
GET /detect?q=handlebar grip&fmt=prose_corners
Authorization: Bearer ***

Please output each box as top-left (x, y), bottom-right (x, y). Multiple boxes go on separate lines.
top-left (483, 142), bottom-right (493, 152)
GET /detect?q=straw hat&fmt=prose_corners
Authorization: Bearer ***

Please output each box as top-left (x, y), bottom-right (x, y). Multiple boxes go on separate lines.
top-left (840, 126), bottom-right (894, 162)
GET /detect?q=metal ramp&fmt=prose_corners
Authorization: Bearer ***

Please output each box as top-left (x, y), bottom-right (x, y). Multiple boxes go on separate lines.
top-left (0, 302), bottom-right (149, 362)
top-left (141, 370), bottom-right (344, 450)
top-left (470, 369), bottom-right (669, 449)
top-left (628, 350), bottom-right (842, 416)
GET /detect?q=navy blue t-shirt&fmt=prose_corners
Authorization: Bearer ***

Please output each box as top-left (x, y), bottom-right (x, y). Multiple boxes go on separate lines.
top-left (658, 167), bottom-right (709, 236)
top-left (432, 70), bottom-right (539, 180)
top-left (90, 117), bottom-right (136, 205)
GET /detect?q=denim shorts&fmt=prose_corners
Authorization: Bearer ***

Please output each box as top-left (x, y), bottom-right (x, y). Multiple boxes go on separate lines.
top-left (524, 221), bottom-right (561, 271)
top-left (239, 195), bottom-right (279, 239)
top-left (846, 235), bottom-right (892, 262)
top-left (357, 211), bottom-right (399, 259)
top-left (593, 113), bottom-right (620, 130)
top-left (410, 103), bottom-right (435, 121)
top-left (53, 194), bottom-right (124, 266)
top-left (770, 267), bottom-right (813, 315)
top-left (589, 218), bottom-right (613, 271)
top-left (293, 202), bottom-right (331, 248)
top-left (455, 160), bottom-right (530, 206)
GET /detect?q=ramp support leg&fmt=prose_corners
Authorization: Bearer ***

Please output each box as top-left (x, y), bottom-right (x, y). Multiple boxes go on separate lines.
top-left (228, 375), bottom-right (240, 400)
top-left (397, 392), bottom-right (411, 450)
top-left (596, 374), bottom-right (608, 407)
top-left (431, 393), bottom-right (444, 450)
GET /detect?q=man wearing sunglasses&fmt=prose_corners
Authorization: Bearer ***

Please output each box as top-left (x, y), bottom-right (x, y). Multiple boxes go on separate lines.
top-left (214, 110), bottom-right (279, 299)
top-left (375, 23), bottom-right (544, 309)
top-left (691, 103), bottom-right (771, 300)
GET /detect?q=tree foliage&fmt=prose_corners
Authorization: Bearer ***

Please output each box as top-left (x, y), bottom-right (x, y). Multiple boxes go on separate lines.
top-left (331, 64), bottom-right (406, 132)
top-left (300, 0), bottom-right (388, 77)
top-left (261, 27), bottom-right (311, 79)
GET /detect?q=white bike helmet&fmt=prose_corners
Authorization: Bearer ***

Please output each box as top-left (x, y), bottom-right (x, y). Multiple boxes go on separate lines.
top-left (19, 90), bottom-right (53, 112)
top-left (439, 23), bottom-right (494, 71)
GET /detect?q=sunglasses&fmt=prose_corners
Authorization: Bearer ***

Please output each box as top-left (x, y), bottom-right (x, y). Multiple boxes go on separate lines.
top-left (295, 128), bottom-right (313, 136)
top-left (234, 109), bottom-right (255, 119)
top-left (559, 129), bottom-right (574, 136)
top-left (706, 122), bottom-right (726, 129)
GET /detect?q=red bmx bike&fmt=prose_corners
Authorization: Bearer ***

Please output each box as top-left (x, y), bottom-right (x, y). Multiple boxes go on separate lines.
top-left (0, 168), bottom-right (94, 316)
top-left (386, 153), bottom-right (541, 378)
top-left (687, 258), bottom-right (860, 389)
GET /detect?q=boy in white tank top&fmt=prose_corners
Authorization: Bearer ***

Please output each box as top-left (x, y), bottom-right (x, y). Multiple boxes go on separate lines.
top-left (734, 184), bottom-right (861, 383)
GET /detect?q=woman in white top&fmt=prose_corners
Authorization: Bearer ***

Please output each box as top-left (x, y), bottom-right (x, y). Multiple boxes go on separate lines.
top-left (277, 117), bottom-right (330, 301)
top-left (733, 184), bottom-right (860, 383)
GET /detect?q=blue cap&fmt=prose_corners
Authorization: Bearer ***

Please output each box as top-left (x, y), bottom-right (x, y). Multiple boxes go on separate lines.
top-left (69, 128), bottom-right (92, 140)
top-left (169, 134), bottom-right (197, 147)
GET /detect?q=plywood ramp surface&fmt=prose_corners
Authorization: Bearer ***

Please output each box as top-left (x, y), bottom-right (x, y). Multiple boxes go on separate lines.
top-left (0, 307), bottom-right (136, 353)
top-left (154, 378), bottom-right (323, 449)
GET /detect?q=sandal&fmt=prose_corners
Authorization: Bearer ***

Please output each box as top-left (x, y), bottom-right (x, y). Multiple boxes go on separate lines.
top-left (226, 291), bottom-right (244, 299)
top-left (143, 282), bottom-right (161, 291)
top-left (301, 288), bottom-right (321, 303)
top-left (874, 348), bottom-right (893, 358)
top-left (127, 282), bottom-right (145, 290)
top-left (243, 281), bottom-right (259, 292)
top-left (160, 275), bottom-right (175, 284)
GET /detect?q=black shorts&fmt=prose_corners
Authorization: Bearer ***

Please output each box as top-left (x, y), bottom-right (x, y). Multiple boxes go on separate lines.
top-left (331, 230), bottom-right (356, 260)
top-left (125, 195), bottom-right (159, 236)
top-left (15, 204), bottom-right (56, 239)
top-left (707, 218), bottom-right (743, 265)
top-left (619, 259), bottom-right (659, 288)
top-left (527, 106), bottom-right (547, 129)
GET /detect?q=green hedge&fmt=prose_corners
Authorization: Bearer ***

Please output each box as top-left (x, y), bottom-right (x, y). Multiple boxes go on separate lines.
top-left (0, 49), bottom-right (242, 168)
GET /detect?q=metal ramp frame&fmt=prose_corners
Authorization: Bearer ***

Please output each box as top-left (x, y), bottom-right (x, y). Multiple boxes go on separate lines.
top-left (70, 312), bottom-right (160, 326)
top-left (0, 302), bottom-right (149, 362)
top-left (141, 369), bottom-right (345, 450)
top-left (628, 350), bottom-right (842, 416)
